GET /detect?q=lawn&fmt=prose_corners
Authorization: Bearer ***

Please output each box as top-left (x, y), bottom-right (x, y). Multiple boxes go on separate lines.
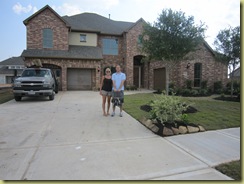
top-left (124, 93), bottom-right (240, 130)
top-left (0, 88), bottom-right (14, 104)
top-left (123, 92), bottom-right (241, 180)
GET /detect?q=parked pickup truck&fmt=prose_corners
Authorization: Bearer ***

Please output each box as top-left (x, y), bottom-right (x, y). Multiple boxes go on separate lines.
top-left (13, 68), bottom-right (58, 101)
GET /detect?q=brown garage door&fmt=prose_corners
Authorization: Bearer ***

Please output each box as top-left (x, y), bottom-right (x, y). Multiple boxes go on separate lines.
top-left (67, 68), bottom-right (92, 90)
top-left (154, 68), bottom-right (166, 90)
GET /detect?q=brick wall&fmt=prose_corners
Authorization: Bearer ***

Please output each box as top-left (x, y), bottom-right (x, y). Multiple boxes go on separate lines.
top-left (125, 20), bottom-right (145, 86)
top-left (24, 58), bottom-right (101, 91)
top-left (148, 44), bottom-right (228, 90)
top-left (97, 35), bottom-right (125, 74)
top-left (26, 8), bottom-right (69, 50)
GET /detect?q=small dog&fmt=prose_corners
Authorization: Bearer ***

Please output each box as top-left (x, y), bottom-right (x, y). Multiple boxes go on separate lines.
top-left (112, 97), bottom-right (122, 108)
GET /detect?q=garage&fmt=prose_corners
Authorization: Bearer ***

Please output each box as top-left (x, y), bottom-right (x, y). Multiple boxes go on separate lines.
top-left (154, 68), bottom-right (166, 90)
top-left (67, 68), bottom-right (92, 90)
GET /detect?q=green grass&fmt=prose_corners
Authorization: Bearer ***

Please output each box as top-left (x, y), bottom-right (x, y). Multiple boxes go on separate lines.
top-left (215, 160), bottom-right (241, 180)
top-left (124, 93), bottom-right (153, 120)
top-left (124, 93), bottom-right (240, 130)
top-left (0, 89), bottom-right (14, 104)
top-left (124, 93), bottom-right (241, 179)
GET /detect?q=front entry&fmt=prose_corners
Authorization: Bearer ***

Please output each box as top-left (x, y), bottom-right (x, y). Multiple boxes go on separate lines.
top-left (133, 55), bottom-right (144, 88)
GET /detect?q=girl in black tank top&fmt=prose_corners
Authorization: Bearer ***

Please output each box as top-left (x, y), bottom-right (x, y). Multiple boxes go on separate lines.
top-left (102, 77), bottom-right (112, 92)
top-left (100, 68), bottom-right (112, 116)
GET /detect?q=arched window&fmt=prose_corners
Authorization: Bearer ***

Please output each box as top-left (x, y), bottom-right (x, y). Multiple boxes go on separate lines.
top-left (43, 28), bottom-right (53, 48)
top-left (194, 63), bottom-right (202, 87)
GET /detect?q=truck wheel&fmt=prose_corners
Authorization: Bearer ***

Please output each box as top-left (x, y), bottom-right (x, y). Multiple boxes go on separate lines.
top-left (49, 93), bottom-right (54, 100)
top-left (55, 86), bottom-right (59, 94)
top-left (14, 96), bottom-right (22, 101)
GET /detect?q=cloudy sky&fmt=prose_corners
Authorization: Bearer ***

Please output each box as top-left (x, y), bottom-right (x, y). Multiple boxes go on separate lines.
top-left (0, 0), bottom-right (240, 61)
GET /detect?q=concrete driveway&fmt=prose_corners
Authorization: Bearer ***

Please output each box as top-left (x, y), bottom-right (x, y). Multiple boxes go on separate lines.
top-left (0, 91), bottom-right (240, 180)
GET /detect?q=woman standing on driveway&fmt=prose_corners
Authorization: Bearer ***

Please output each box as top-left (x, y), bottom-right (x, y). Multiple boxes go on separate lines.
top-left (100, 67), bottom-right (113, 116)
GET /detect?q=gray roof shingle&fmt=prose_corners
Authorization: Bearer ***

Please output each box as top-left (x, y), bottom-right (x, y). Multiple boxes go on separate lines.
top-left (0, 57), bottom-right (24, 66)
top-left (21, 46), bottom-right (103, 60)
top-left (62, 13), bottom-right (135, 35)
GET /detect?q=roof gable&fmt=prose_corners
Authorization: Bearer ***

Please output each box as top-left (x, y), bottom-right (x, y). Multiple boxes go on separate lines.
top-left (203, 40), bottom-right (216, 56)
top-left (23, 5), bottom-right (70, 27)
top-left (125, 18), bottom-right (146, 32)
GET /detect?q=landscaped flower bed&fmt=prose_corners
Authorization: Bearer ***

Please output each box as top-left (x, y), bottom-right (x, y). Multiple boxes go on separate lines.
top-left (139, 93), bottom-right (205, 137)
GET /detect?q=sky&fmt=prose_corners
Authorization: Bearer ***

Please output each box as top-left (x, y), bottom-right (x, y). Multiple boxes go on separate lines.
top-left (0, 0), bottom-right (240, 61)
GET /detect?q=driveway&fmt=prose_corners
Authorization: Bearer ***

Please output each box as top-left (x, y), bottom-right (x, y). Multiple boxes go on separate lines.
top-left (0, 91), bottom-right (239, 180)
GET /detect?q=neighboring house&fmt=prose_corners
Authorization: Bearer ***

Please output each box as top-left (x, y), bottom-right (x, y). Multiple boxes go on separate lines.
top-left (0, 57), bottom-right (25, 84)
top-left (21, 5), bottom-right (227, 91)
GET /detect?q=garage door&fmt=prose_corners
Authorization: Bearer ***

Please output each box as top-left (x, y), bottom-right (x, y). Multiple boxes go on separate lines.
top-left (154, 68), bottom-right (166, 90)
top-left (67, 69), bottom-right (92, 90)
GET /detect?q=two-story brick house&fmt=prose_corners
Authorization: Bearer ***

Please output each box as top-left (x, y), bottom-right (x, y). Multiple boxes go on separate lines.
top-left (21, 5), bottom-right (227, 91)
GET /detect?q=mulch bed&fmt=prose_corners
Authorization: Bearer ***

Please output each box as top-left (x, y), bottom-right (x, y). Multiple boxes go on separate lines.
top-left (140, 104), bottom-right (201, 136)
top-left (140, 104), bottom-right (198, 113)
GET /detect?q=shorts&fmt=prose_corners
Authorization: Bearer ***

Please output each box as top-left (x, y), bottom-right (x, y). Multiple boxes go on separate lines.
top-left (101, 90), bottom-right (112, 96)
top-left (112, 90), bottom-right (124, 104)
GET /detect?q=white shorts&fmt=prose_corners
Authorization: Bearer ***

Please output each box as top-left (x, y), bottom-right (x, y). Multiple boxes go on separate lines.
top-left (101, 90), bottom-right (112, 96)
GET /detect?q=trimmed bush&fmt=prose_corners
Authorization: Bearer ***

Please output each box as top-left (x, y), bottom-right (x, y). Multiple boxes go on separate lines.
top-left (190, 89), bottom-right (199, 96)
top-left (201, 80), bottom-right (208, 89)
top-left (199, 89), bottom-right (209, 96)
top-left (185, 80), bottom-right (193, 89)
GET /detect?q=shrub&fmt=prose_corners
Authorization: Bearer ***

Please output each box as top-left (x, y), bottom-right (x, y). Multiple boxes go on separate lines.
top-left (181, 114), bottom-right (189, 123)
top-left (199, 89), bottom-right (209, 96)
top-left (181, 89), bottom-right (192, 96)
top-left (149, 92), bottom-right (189, 124)
top-left (126, 85), bottom-right (138, 90)
top-left (185, 80), bottom-right (193, 89)
top-left (226, 81), bottom-right (240, 95)
top-left (169, 82), bottom-right (175, 95)
top-left (201, 80), bottom-right (208, 89)
top-left (214, 81), bottom-right (223, 94)
top-left (190, 89), bottom-right (199, 96)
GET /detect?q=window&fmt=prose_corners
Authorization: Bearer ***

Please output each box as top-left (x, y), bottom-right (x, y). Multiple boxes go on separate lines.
top-left (194, 63), bottom-right (202, 87)
top-left (80, 34), bottom-right (86, 42)
top-left (138, 35), bottom-right (143, 45)
top-left (102, 38), bottom-right (118, 55)
top-left (43, 29), bottom-right (53, 48)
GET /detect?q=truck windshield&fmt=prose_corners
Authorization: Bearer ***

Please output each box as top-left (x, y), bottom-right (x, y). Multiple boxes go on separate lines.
top-left (21, 70), bottom-right (49, 77)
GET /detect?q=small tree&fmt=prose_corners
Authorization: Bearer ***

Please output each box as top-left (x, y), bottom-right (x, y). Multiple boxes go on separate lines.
top-left (142, 9), bottom-right (206, 94)
top-left (214, 26), bottom-right (240, 97)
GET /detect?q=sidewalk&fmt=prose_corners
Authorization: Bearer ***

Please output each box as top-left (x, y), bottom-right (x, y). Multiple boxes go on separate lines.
top-left (0, 91), bottom-right (240, 180)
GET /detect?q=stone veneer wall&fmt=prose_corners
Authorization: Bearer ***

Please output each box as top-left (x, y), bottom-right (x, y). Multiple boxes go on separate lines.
top-left (26, 8), bottom-right (69, 50)
top-left (24, 58), bottom-right (101, 91)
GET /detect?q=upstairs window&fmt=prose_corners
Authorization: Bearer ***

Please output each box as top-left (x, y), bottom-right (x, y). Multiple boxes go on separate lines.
top-left (80, 34), bottom-right (87, 42)
top-left (43, 28), bottom-right (53, 48)
top-left (138, 35), bottom-right (143, 45)
top-left (194, 63), bottom-right (202, 87)
top-left (102, 38), bottom-right (118, 55)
